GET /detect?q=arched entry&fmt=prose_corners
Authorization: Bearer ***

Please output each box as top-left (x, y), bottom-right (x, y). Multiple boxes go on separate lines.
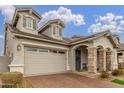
top-left (75, 45), bottom-right (88, 71)
top-left (97, 46), bottom-right (104, 72)
top-left (106, 48), bottom-right (111, 71)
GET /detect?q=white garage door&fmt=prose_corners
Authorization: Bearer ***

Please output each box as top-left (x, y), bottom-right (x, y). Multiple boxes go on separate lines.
top-left (24, 47), bottom-right (66, 75)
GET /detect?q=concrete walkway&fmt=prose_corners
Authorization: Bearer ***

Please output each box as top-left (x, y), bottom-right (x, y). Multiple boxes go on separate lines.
top-left (25, 73), bottom-right (124, 88)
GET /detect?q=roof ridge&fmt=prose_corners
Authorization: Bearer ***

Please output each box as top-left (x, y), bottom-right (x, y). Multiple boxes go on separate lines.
top-left (70, 30), bottom-right (111, 43)
top-left (38, 19), bottom-right (65, 33)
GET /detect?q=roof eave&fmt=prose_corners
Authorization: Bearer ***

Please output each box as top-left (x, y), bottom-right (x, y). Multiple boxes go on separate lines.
top-left (13, 33), bottom-right (69, 46)
top-left (12, 8), bottom-right (42, 26)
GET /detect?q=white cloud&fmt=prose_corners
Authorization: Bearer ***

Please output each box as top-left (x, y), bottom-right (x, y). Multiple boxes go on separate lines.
top-left (115, 16), bottom-right (123, 21)
top-left (39, 6), bottom-right (85, 27)
top-left (88, 13), bottom-right (124, 33)
top-left (0, 5), bottom-right (15, 23)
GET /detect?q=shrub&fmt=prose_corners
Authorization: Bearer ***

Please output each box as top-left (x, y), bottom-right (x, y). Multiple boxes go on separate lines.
top-left (112, 69), bottom-right (120, 76)
top-left (0, 73), bottom-right (2, 77)
top-left (118, 68), bottom-right (124, 75)
top-left (0, 72), bottom-right (23, 88)
top-left (100, 71), bottom-right (109, 78)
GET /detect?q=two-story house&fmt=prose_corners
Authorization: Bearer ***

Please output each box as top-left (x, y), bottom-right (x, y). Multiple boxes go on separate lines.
top-left (4, 8), bottom-right (119, 76)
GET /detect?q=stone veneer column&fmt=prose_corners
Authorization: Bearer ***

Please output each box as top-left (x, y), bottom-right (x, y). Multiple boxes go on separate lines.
top-left (103, 49), bottom-right (106, 71)
top-left (87, 47), bottom-right (97, 73)
top-left (111, 51), bottom-right (115, 70)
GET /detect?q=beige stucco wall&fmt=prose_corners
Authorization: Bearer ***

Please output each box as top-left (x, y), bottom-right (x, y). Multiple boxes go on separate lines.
top-left (42, 26), bottom-right (52, 37)
top-left (117, 51), bottom-right (124, 63)
top-left (69, 42), bottom-right (93, 71)
top-left (6, 25), bottom-right (119, 74)
top-left (0, 56), bottom-right (10, 73)
top-left (93, 36), bottom-right (113, 49)
top-left (43, 23), bottom-right (63, 40)
top-left (9, 36), bottom-right (70, 74)
top-left (5, 29), bottom-right (16, 59)
top-left (93, 36), bottom-right (118, 70)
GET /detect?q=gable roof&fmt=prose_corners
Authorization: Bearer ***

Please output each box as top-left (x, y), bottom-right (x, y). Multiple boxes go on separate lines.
top-left (12, 8), bottom-right (42, 27)
top-left (69, 31), bottom-right (119, 48)
top-left (6, 24), bottom-right (69, 45)
top-left (6, 23), bottom-right (119, 48)
top-left (118, 43), bottom-right (124, 51)
top-left (38, 19), bottom-right (65, 33)
top-left (69, 31), bottom-right (110, 43)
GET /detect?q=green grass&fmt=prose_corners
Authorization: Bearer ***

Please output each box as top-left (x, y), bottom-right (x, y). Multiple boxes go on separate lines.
top-left (111, 79), bottom-right (124, 85)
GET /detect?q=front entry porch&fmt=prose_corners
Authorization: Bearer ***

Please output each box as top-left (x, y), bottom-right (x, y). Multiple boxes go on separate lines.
top-left (75, 46), bottom-right (88, 72)
top-left (73, 45), bottom-right (113, 74)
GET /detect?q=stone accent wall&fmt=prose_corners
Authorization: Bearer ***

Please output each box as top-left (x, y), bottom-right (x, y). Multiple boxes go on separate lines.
top-left (103, 50), bottom-right (107, 71)
top-left (87, 47), bottom-right (97, 73)
top-left (106, 50), bottom-right (111, 71)
top-left (97, 49), bottom-right (104, 71)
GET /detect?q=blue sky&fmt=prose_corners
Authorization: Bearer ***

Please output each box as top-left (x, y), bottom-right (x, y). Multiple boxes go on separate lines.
top-left (0, 5), bottom-right (124, 55)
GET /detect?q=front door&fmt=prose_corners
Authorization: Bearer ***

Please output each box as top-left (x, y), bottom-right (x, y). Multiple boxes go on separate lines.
top-left (75, 49), bottom-right (81, 71)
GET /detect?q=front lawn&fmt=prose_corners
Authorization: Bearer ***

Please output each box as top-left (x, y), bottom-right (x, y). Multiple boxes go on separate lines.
top-left (111, 79), bottom-right (124, 85)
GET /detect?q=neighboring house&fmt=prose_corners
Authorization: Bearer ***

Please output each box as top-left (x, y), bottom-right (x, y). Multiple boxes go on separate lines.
top-left (117, 43), bottom-right (124, 68)
top-left (4, 8), bottom-right (120, 76)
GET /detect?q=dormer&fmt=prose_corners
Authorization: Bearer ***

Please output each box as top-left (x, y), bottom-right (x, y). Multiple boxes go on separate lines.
top-left (12, 8), bottom-right (42, 35)
top-left (38, 19), bottom-right (65, 40)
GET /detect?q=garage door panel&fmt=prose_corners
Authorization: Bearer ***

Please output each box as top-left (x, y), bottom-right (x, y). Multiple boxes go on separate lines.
top-left (24, 50), bottom-right (66, 75)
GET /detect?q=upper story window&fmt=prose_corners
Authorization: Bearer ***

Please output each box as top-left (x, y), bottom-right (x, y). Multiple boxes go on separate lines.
top-left (23, 16), bottom-right (37, 30)
top-left (59, 28), bottom-right (62, 37)
top-left (53, 25), bottom-right (62, 37)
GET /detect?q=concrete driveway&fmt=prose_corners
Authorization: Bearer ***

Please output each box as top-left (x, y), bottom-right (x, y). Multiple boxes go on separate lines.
top-left (25, 73), bottom-right (123, 88)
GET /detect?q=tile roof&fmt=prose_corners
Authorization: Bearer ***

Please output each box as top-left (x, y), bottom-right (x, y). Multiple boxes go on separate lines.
top-left (6, 24), bottom-right (69, 45)
top-left (38, 19), bottom-right (65, 33)
top-left (118, 43), bottom-right (124, 51)
top-left (6, 23), bottom-right (118, 47)
top-left (70, 31), bottom-right (111, 43)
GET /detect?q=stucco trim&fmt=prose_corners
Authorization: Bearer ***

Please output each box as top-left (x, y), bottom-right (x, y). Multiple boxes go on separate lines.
top-left (14, 33), bottom-right (69, 45)
top-left (8, 64), bottom-right (24, 67)
top-left (22, 42), bottom-right (69, 50)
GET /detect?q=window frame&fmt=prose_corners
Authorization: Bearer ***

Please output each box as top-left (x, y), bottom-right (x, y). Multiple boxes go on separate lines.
top-left (58, 51), bottom-right (65, 54)
top-left (26, 48), bottom-right (38, 52)
top-left (53, 25), bottom-right (62, 37)
top-left (59, 28), bottom-right (62, 37)
top-left (23, 16), bottom-right (37, 30)
top-left (39, 48), bottom-right (49, 52)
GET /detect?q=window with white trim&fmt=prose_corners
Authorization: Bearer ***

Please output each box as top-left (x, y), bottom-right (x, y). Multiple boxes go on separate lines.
top-left (53, 25), bottom-right (62, 37)
top-left (23, 16), bottom-right (37, 30)
top-left (39, 48), bottom-right (49, 52)
top-left (59, 28), bottom-right (62, 36)
top-left (58, 51), bottom-right (65, 54)
top-left (26, 48), bottom-right (37, 52)
top-left (49, 50), bottom-right (57, 53)
top-left (27, 17), bottom-right (32, 29)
